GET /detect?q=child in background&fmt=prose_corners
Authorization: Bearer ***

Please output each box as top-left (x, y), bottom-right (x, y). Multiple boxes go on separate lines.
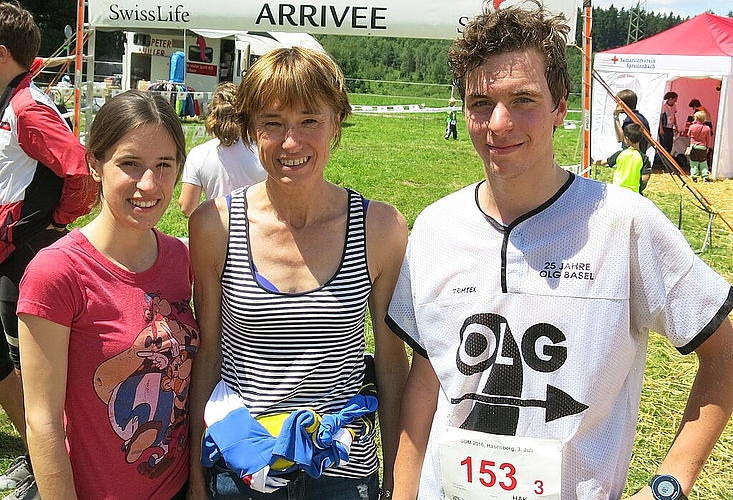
top-left (444, 98), bottom-right (458, 140)
top-left (596, 123), bottom-right (644, 193)
top-left (659, 91), bottom-right (678, 154)
top-left (687, 110), bottom-right (713, 182)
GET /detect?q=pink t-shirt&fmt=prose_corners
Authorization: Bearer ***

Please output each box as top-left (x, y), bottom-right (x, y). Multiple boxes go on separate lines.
top-left (18, 229), bottom-right (199, 500)
top-left (688, 121), bottom-right (713, 149)
top-left (661, 100), bottom-right (677, 129)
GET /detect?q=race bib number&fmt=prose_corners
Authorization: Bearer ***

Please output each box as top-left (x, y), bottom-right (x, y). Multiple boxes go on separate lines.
top-left (439, 426), bottom-right (562, 499)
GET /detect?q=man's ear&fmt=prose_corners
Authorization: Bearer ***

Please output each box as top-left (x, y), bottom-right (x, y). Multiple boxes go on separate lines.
top-left (0, 45), bottom-right (10, 64)
top-left (553, 98), bottom-right (568, 128)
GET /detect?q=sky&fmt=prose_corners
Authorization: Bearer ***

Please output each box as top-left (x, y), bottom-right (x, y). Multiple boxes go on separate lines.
top-left (591, 0), bottom-right (732, 19)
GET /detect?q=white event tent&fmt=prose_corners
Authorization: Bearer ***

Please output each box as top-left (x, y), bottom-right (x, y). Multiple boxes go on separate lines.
top-left (592, 13), bottom-right (733, 179)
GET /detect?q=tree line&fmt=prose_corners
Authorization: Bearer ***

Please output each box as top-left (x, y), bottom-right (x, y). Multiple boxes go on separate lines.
top-left (316, 6), bottom-right (728, 99)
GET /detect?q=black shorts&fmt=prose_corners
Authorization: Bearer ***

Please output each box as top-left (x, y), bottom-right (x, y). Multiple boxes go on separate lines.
top-left (0, 228), bottom-right (68, 378)
top-left (689, 147), bottom-right (708, 163)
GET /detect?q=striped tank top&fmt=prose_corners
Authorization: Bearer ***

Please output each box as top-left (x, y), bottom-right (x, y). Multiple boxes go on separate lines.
top-left (220, 186), bottom-right (378, 479)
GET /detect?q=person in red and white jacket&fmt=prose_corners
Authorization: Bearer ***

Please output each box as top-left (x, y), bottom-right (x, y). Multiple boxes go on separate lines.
top-left (0, 4), bottom-right (95, 499)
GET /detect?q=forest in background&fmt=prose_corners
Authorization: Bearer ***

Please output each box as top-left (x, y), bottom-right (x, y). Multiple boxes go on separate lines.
top-left (19, 0), bottom-right (733, 99)
top-left (316, 6), bottom-right (727, 99)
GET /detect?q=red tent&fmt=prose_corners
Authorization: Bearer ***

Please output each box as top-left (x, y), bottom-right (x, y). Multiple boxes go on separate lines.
top-left (605, 13), bottom-right (733, 57)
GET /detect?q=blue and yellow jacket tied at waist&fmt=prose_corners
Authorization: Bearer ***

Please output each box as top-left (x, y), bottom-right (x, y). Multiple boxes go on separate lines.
top-left (201, 378), bottom-right (378, 484)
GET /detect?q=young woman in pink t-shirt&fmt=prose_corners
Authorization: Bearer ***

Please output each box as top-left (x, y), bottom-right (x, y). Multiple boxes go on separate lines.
top-left (17, 90), bottom-right (199, 500)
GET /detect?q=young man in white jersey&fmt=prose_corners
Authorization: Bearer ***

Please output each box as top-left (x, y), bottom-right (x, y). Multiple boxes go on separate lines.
top-left (386, 3), bottom-right (733, 500)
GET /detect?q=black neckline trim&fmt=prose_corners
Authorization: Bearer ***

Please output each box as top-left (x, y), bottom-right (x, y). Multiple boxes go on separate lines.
top-left (474, 173), bottom-right (576, 231)
top-left (473, 173), bottom-right (576, 293)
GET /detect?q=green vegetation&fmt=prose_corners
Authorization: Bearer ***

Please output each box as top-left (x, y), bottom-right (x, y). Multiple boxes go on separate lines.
top-left (319, 34), bottom-right (453, 98)
top-left (2, 108), bottom-right (732, 498)
top-left (571, 6), bottom-right (692, 51)
top-left (312, 8), bottom-right (724, 106)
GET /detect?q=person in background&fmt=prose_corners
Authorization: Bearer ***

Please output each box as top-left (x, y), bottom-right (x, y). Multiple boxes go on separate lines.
top-left (658, 91), bottom-right (677, 154)
top-left (596, 123), bottom-right (644, 193)
top-left (687, 98), bottom-right (711, 125)
top-left (687, 98), bottom-right (714, 167)
top-left (187, 46), bottom-right (408, 500)
top-left (686, 110), bottom-right (713, 182)
top-left (444, 98), bottom-right (458, 140)
top-left (17, 90), bottom-right (199, 500)
top-left (613, 89), bottom-right (652, 193)
top-left (177, 82), bottom-right (266, 216)
top-left (387, 3), bottom-right (733, 499)
top-left (0, 4), bottom-right (95, 500)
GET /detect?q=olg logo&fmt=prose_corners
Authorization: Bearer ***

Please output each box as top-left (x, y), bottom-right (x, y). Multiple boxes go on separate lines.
top-left (451, 313), bottom-right (587, 434)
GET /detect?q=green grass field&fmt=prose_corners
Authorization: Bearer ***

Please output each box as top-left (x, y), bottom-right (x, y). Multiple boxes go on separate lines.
top-left (2, 108), bottom-right (732, 498)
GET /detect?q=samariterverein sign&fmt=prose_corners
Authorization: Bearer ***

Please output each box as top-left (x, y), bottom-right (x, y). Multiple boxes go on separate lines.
top-left (89, 0), bottom-right (579, 41)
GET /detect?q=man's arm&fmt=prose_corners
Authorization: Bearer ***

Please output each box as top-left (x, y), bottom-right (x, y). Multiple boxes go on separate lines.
top-left (17, 104), bottom-right (95, 225)
top-left (627, 317), bottom-right (733, 499)
top-left (392, 353), bottom-right (440, 500)
top-left (613, 106), bottom-right (625, 143)
top-left (42, 55), bottom-right (77, 68)
top-left (366, 201), bottom-right (409, 496)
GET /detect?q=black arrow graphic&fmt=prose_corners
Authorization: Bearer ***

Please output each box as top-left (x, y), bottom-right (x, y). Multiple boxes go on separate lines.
top-left (451, 385), bottom-right (588, 422)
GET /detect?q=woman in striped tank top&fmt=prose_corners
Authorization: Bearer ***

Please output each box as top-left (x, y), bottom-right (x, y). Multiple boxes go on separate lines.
top-left (187, 47), bottom-right (409, 500)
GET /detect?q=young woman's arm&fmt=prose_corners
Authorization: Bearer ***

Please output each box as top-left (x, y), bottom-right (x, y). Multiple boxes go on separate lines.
top-left (18, 314), bottom-right (78, 500)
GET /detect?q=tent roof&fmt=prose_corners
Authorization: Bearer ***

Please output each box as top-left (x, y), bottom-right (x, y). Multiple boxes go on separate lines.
top-left (603, 13), bottom-right (733, 57)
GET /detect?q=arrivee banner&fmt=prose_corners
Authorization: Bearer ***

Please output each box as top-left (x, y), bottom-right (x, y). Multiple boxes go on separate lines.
top-left (89, 0), bottom-right (579, 41)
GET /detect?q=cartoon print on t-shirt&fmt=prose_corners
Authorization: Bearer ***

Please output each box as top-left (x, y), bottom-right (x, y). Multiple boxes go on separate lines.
top-left (449, 313), bottom-right (588, 435)
top-left (93, 293), bottom-right (199, 478)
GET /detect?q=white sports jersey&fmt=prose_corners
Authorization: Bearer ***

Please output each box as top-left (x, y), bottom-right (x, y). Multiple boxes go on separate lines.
top-left (387, 175), bottom-right (733, 500)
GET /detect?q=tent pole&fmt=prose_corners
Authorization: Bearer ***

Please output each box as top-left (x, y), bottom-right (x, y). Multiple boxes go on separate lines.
top-left (711, 76), bottom-right (727, 179)
top-left (85, 28), bottom-right (96, 140)
top-left (73, 0), bottom-right (84, 137)
top-left (581, 0), bottom-right (592, 177)
top-left (698, 213), bottom-right (716, 253)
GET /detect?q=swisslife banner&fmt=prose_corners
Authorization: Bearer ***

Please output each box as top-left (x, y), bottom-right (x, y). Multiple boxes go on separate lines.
top-left (89, 0), bottom-right (578, 41)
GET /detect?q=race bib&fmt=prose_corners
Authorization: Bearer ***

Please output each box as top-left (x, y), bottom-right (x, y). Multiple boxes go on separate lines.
top-left (439, 426), bottom-right (562, 499)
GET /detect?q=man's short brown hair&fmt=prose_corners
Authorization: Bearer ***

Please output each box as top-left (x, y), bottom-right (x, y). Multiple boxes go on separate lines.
top-left (448, 0), bottom-right (570, 107)
top-left (616, 89), bottom-right (638, 110)
top-left (0, 2), bottom-right (41, 70)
